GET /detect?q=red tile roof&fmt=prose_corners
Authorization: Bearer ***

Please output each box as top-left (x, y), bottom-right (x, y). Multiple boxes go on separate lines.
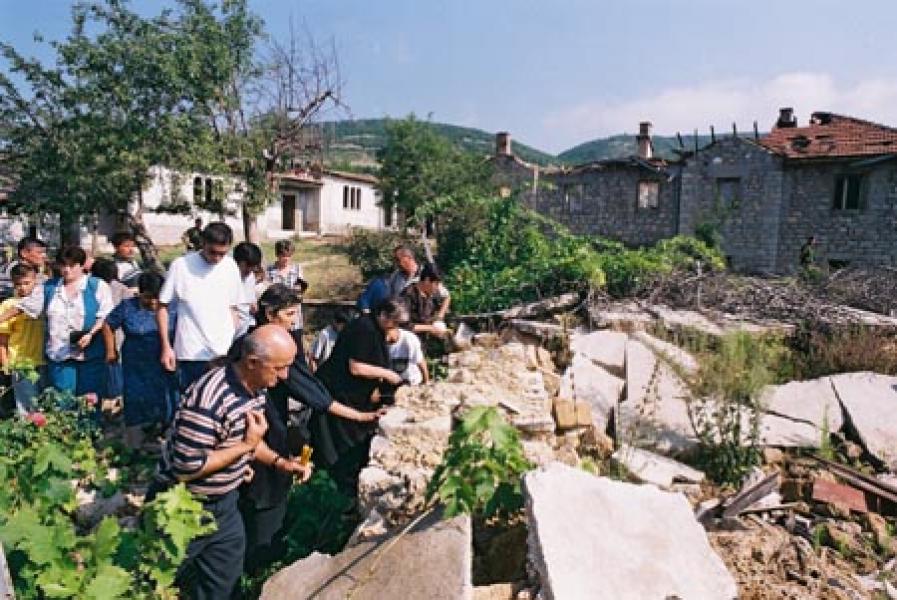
top-left (759, 112), bottom-right (897, 159)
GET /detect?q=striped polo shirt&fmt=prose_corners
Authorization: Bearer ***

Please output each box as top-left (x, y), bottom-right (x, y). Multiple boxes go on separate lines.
top-left (158, 365), bottom-right (265, 497)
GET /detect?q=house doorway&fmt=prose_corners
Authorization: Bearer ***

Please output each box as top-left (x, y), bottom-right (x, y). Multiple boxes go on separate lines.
top-left (282, 195), bottom-right (296, 230)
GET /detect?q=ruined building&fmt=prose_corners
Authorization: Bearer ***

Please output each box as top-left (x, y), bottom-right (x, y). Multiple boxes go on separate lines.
top-left (493, 109), bottom-right (897, 273)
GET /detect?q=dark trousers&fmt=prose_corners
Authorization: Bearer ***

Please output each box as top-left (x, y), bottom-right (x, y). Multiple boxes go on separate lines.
top-left (181, 490), bottom-right (246, 600)
top-left (239, 498), bottom-right (288, 574)
top-left (178, 360), bottom-right (209, 393)
top-left (326, 436), bottom-right (373, 499)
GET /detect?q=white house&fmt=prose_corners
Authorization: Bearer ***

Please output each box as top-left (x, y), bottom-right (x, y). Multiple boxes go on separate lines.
top-left (0, 165), bottom-right (391, 251)
top-left (265, 168), bottom-right (392, 237)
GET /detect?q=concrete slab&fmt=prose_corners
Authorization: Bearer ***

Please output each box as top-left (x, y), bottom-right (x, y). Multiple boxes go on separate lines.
top-left (559, 354), bottom-right (624, 433)
top-left (632, 331), bottom-right (699, 374)
top-left (830, 372), bottom-right (897, 471)
top-left (612, 444), bottom-right (705, 489)
top-left (621, 340), bottom-right (697, 455)
top-left (758, 377), bottom-right (843, 448)
top-left (569, 330), bottom-right (628, 376)
top-left (261, 511), bottom-right (472, 600)
top-left (524, 463), bottom-right (737, 600)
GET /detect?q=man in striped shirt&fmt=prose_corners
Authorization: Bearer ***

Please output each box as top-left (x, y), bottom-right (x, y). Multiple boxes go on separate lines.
top-left (152, 324), bottom-right (298, 600)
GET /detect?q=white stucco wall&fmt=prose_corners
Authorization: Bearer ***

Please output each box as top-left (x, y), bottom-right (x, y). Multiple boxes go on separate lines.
top-left (319, 174), bottom-right (384, 234)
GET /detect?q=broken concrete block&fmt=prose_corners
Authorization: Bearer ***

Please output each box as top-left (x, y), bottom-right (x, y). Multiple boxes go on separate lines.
top-left (620, 340), bottom-right (698, 455)
top-left (261, 511), bottom-right (472, 600)
top-left (452, 321), bottom-right (475, 350)
top-left (830, 372), bottom-right (897, 471)
top-left (559, 354), bottom-right (623, 432)
top-left (757, 377), bottom-right (843, 448)
top-left (524, 463), bottom-right (737, 600)
top-left (574, 400), bottom-right (592, 428)
top-left (569, 330), bottom-right (628, 376)
top-left (611, 444), bottom-right (705, 489)
top-left (632, 330), bottom-right (699, 374)
top-left (552, 397), bottom-right (576, 430)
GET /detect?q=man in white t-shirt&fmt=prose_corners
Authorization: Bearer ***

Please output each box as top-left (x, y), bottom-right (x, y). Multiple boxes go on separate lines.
top-left (386, 327), bottom-right (428, 386)
top-left (158, 222), bottom-right (243, 392)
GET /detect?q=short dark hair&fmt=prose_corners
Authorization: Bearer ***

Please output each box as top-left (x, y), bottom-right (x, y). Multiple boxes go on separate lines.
top-left (274, 239), bottom-right (294, 256)
top-left (17, 236), bottom-right (47, 255)
top-left (56, 246), bottom-right (87, 266)
top-left (233, 241), bottom-right (262, 267)
top-left (138, 271), bottom-right (164, 297)
top-left (110, 231), bottom-right (135, 247)
top-left (9, 263), bottom-right (35, 281)
top-left (90, 257), bottom-right (117, 283)
top-left (393, 245), bottom-right (415, 259)
top-left (333, 308), bottom-right (351, 325)
top-left (202, 222), bottom-right (233, 246)
top-left (373, 298), bottom-right (408, 323)
top-left (257, 283), bottom-right (302, 325)
top-left (419, 262), bottom-right (443, 282)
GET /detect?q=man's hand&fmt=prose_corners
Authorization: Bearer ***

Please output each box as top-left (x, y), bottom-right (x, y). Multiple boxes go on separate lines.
top-left (244, 410), bottom-right (268, 448)
top-left (160, 346), bottom-right (176, 372)
top-left (279, 459), bottom-right (312, 483)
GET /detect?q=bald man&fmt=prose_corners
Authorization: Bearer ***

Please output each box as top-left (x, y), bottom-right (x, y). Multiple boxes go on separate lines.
top-left (151, 325), bottom-right (297, 600)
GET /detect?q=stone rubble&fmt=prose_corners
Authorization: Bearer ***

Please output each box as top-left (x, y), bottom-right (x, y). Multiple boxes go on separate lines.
top-left (524, 463), bottom-right (738, 600)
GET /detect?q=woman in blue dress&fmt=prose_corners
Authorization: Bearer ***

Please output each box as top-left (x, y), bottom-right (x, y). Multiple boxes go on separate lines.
top-left (102, 271), bottom-right (178, 448)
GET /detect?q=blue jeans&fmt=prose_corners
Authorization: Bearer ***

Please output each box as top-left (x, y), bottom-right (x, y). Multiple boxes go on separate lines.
top-left (47, 358), bottom-right (106, 397)
top-left (12, 366), bottom-right (45, 416)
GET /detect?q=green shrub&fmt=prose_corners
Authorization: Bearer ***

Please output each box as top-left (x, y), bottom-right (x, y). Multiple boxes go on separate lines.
top-left (427, 406), bottom-right (532, 519)
top-left (0, 389), bottom-right (213, 599)
top-left (341, 228), bottom-right (425, 280)
top-left (683, 332), bottom-right (786, 485)
top-left (438, 195), bottom-right (605, 313)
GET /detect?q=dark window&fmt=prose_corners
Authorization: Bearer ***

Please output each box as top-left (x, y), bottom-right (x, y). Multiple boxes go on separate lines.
top-left (343, 186), bottom-right (349, 209)
top-left (637, 181), bottom-right (659, 209)
top-left (193, 177), bottom-right (203, 204)
top-left (564, 183), bottom-right (584, 213)
top-left (833, 174), bottom-right (863, 210)
top-left (204, 178), bottom-right (213, 204)
top-left (829, 259), bottom-right (850, 270)
top-left (716, 177), bottom-right (741, 208)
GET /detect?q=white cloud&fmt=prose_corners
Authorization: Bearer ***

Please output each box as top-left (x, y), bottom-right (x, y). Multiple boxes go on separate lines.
top-left (542, 72), bottom-right (897, 152)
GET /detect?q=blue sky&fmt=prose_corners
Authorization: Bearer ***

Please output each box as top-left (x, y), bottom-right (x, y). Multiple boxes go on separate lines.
top-left (3, 0), bottom-right (897, 153)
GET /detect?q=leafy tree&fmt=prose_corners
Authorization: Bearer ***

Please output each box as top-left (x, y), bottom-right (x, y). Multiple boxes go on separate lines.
top-left (376, 115), bottom-right (492, 230)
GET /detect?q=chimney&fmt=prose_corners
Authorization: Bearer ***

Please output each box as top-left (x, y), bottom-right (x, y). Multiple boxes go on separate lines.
top-left (776, 107), bottom-right (797, 129)
top-left (636, 121), bottom-right (653, 159)
top-left (495, 131), bottom-right (512, 157)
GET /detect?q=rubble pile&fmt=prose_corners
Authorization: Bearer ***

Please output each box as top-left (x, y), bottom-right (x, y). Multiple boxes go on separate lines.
top-left (820, 266), bottom-right (897, 317)
top-left (265, 300), bottom-right (897, 599)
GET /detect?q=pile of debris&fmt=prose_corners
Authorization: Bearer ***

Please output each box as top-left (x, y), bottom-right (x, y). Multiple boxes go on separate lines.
top-left (262, 298), bottom-right (897, 599)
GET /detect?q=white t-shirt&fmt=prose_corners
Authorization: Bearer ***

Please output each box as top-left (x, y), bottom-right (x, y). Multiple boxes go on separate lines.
top-left (388, 328), bottom-right (425, 385)
top-left (235, 272), bottom-right (257, 338)
top-left (159, 252), bottom-right (243, 360)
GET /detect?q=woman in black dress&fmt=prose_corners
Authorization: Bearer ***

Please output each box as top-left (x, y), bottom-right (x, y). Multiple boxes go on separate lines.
top-left (312, 299), bottom-right (406, 497)
top-left (230, 284), bottom-right (385, 573)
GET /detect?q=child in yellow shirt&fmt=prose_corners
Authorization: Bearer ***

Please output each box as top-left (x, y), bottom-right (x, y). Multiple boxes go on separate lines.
top-left (0, 264), bottom-right (45, 415)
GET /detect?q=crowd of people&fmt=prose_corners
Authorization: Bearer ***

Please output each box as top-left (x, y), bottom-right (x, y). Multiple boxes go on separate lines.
top-left (0, 221), bottom-right (452, 599)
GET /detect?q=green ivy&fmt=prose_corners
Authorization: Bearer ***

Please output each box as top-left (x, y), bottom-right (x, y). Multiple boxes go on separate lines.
top-left (427, 406), bottom-right (532, 519)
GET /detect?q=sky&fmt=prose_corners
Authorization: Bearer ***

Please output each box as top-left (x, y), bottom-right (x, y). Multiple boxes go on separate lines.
top-left (3, 0), bottom-right (897, 154)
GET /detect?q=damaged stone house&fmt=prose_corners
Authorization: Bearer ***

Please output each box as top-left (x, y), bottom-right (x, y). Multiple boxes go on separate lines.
top-left (493, 109), bottom-right (897, 273)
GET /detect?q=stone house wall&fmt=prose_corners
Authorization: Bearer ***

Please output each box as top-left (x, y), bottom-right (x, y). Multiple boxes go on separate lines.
top-left (533, 166), bottom-right (679, 246)
top-left (775, 161), bottom-right (897, 272)
top-left (678, 137), bottom-right (785, 273)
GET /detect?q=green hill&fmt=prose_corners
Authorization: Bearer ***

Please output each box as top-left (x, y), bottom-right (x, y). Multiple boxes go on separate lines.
top-left (557, 133), bottom-right (717, 164)
top-left (319, 118), bottom-right (559, 168)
